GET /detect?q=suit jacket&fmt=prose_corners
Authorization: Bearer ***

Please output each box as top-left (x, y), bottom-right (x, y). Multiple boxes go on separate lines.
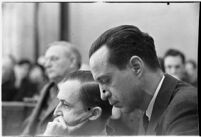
top-left (141, 74), bottom-right (198, 135)
top-left (22, 82), bottom-right (59, 135)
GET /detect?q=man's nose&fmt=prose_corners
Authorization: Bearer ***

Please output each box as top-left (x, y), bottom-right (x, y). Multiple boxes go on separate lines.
top-left (44, 59), bottom-right (51, 68)
top-left (100, 88), bottom-right (111, 101)
top-left (170, 68), bottom-right (177, 75)
top-left (53, 103), bottom-right (62, 117)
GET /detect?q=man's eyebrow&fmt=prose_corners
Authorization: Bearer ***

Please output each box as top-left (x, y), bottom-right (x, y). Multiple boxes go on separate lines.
top-left (96, 73), bottom-right (111, 81)
top-left (96, 76), bottom-right (103, 82)
top-left (60, 99), bottom-right (72, 106)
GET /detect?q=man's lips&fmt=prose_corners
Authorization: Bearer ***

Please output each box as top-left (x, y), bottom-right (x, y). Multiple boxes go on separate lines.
top-left (46, 69), bottom-right (54, 74)
top-left (109, 100), bottom-right (119, 107)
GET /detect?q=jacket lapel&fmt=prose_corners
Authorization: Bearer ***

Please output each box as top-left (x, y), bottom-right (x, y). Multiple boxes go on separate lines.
top-left (40, 93), bottom-right (59, 124)
top-left (22, 82), bottom-right (55, 135)
top-left (147, 74), bottom-right (178, 135)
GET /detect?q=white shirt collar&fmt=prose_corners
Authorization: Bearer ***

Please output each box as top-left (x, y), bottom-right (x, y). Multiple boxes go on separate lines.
top-left (146, 75), bottom-right (165, 121)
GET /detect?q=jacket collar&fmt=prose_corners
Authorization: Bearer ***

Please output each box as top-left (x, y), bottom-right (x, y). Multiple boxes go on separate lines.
top-left (147, 73), bottom-right (178, 134)
top-left (40, 97), bottom-right (59, 123)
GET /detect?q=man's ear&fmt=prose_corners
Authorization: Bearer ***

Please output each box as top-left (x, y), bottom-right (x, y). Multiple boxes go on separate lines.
top-left (129, 56), bottom-right (144, 77)
top-left (88, 107), bottom-right (102, 121)
top-left (69, 55), bottom-right (76, 68)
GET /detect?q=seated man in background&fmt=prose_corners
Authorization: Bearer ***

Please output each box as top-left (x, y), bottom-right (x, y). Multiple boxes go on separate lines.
top-left (185, 59), bottom-right (197, 87)
top-left (43, 70), bottom-right (112, 136)
top-left (13, 59), bottom-right (34, 101)
top-left (163, 49), bottom-right (189, 82)
top-left (28, 63), bottom-right (48, 100)
top-left (89, 25), bottom-right (198, 135)
top-left (2, 55), bottom-right (17, 101)
top-left (22, 41), bottom-right (81, 135)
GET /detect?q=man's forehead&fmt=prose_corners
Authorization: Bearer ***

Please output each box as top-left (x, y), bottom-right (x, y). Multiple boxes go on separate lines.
top-left (89, 46), bottom-right (111, 78)
top-left (165, 56), bottom-right (183, 65)
top-left (57, 80), bottom-right (81, 100)
top-left (45, 45), bottom-right (70, 57)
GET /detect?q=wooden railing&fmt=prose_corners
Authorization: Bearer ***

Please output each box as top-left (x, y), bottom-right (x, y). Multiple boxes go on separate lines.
top-left (2, 101), bottom-right (36, 136)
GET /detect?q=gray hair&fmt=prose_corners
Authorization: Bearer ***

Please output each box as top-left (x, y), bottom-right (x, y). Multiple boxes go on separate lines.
top-left (48, 41), bottom-right (82, 70)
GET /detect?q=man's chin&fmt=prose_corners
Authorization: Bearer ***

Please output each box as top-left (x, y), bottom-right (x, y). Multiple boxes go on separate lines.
top-left (118, 107), bottom-right (134, 114)
top-left (48, 76), bottom-right (60, 82)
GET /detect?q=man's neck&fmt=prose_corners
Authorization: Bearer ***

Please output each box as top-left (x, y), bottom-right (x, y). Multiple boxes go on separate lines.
top-left (141, 69), bottom-right (164, 111)
top-left (51, 77), bottom-right (62, 84)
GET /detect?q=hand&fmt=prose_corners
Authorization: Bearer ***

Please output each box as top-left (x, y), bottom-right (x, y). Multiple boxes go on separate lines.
top-left (43, 116), bottom-right (68, 136)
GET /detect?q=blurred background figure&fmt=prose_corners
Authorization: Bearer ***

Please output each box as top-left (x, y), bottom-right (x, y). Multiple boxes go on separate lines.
top-left (37, 55), bottom-right (46, 67)
top-left (22, 41), bottom-right (82, 136)
top-left (163, 49), bottom-right (189, 82)
top-left (185, 60), bottom-right (197, 87)
top-left (27, 63), bottom-right (48, 100)
top-left (2, 55), bottom-right (17, 101)
top-left (13, 59), bottom-right (36, 101)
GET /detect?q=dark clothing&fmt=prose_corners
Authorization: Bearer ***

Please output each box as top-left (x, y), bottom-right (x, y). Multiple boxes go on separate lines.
top-left (13, 77), bottom-right (38, 101)
top-left (139, 74), bottom-right (199, 135)
top-left (2, 79), bottom-right (17, 101)
top-left (190, 80), bottom-right (197, 87)
top-left (2, 70), bottom-right (17, 101)
top-left (22, 82), bottom-right (59, 135)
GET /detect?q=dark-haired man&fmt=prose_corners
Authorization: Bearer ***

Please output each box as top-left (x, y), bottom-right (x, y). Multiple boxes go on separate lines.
top-left (164, 48), bottom-right (188, 82)
top-left (89, 25), bottom-right (198, 135)
top-left (44, 70), bottom-right (112, 136)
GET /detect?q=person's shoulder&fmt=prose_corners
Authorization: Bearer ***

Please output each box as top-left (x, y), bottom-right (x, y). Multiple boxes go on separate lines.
top-left (164, 74), bottom-right (197, 102)
top-left (168, 81), bottom-right (198, 109)
top-left (175, 80), bottom-right (197, 97)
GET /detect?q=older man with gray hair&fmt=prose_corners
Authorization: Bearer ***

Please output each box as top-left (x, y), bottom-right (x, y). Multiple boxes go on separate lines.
top-left (22, 41), bottom-right (81, 136)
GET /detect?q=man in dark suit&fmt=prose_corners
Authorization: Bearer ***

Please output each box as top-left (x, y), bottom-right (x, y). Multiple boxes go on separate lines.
top-left (163, 48), bottom-right (189, 83)
top-left (22, 41), bottom-right (81, 135)
top-left (89, 25), bottom-right (198, 135)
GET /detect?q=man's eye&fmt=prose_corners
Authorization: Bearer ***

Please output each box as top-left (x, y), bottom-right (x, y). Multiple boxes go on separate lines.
top-left (175, 65), bottom-right (181, 69)
top-left (167, 66), bottom-right (172, 69)
top-left (101, 78), bottom-right (110, 84)
top-left (61, 102), bottom-right (71, 109)
top-left (63, 104), bottom-right (70, 109)
top-left (50, 57), bottom-right (59, 61)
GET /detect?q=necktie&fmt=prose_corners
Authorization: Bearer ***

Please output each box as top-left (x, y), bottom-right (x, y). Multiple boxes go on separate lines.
top-left (143, 113), bottom-right (149, 133)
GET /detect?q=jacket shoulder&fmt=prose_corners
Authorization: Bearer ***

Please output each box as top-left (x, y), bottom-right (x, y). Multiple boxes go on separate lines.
top-left (158, 82), bottom-right (198, 135)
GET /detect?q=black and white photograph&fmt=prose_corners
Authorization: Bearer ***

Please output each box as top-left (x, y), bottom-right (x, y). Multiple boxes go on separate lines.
top-left (1, 2), bottom-right (199, 136)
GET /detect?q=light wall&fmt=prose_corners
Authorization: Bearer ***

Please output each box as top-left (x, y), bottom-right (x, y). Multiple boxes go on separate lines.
top-left (2, 3), bottom-right (60, 62)
top-left (68, 3), bottom-right (199, 64)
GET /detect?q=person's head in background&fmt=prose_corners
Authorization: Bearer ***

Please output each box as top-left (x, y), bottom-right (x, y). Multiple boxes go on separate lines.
top-left (14, 59), bottom-right (32, 80)
top-left (185, 59), bottom-right (197, 86)
top-left (2, 55), bottom-right (16, 83)
top-left (89, 25), bottom-right (162, 113)
top-left (44, 41), bottom-right (81, 84)
top-left (164, 49), bottom-right (186, 80)
top-left (45, 70), bottom-right (112, 136)
top-left (29, 63), bottom-right (47, 83)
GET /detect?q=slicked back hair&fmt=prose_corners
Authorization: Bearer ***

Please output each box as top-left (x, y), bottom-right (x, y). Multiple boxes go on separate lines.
top-left (89, 25), bottom-right (161, 71)
top-left (62, 70), bottom-right (112, 121)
